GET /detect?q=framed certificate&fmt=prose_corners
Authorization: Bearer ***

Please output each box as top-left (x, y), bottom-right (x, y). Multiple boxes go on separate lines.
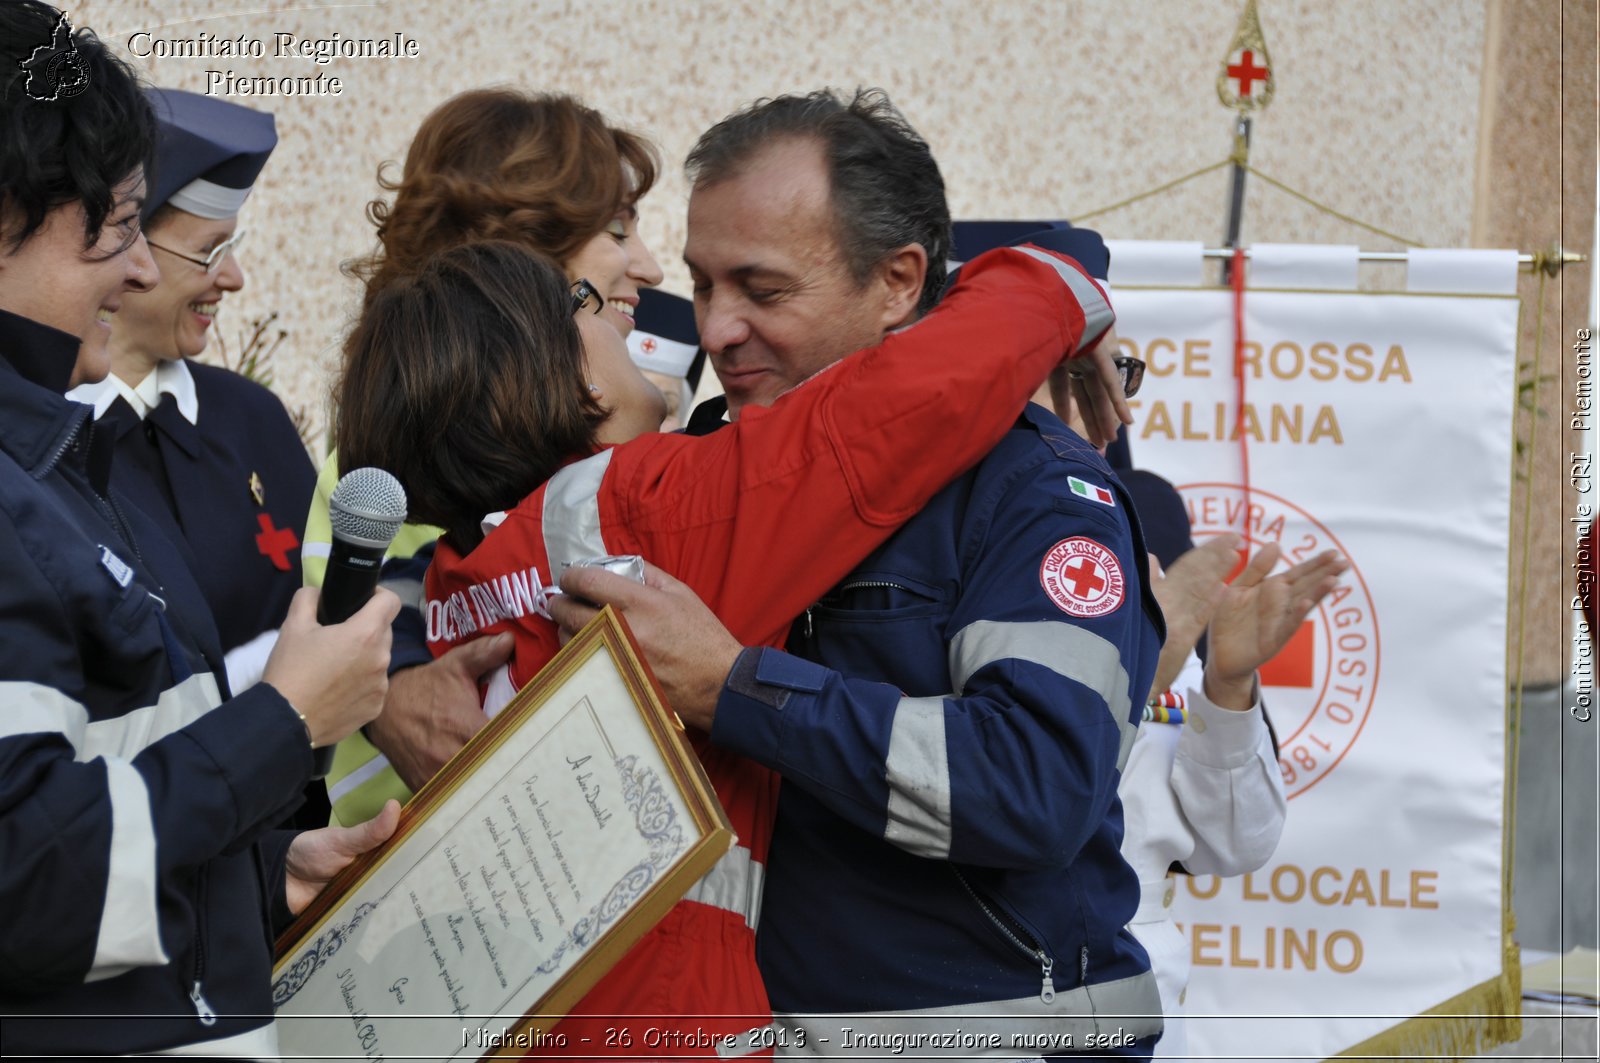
top-left (271, 607), bottom-right (734, 1061)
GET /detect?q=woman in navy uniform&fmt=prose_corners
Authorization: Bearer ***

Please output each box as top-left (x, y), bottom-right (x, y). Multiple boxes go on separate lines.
top-left (69, 89), bottom-right (314, 699)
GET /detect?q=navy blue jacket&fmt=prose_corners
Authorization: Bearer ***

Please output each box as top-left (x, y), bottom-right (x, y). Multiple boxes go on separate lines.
top-left (710, 405), bottom-right (1166, 1054)
top-left (82, 362), bottom-right (315, 656)
top-left (0, 310), bottom-right (310, 1058)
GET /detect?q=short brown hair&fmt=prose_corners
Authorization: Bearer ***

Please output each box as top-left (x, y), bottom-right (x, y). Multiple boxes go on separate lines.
top-left (337, 241), bottom-right (604, 550)
top-left (348, 89), bottom-right (658, 297)
top-left (687, 89), bottom-right (949, 316)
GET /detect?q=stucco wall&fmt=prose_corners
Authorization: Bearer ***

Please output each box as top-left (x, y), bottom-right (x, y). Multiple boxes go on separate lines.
top-left (75, 0), bottom-right (1498, 433)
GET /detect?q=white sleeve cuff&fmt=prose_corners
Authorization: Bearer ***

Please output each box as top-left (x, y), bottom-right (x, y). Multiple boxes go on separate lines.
top-left (223, 628), bottom-right (279, 695)
top-left (1178, 675), bottom-right (1269, 769)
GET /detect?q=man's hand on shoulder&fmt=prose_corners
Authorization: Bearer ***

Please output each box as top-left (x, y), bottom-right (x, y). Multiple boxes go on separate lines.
top-left (367, 634), bottom-right (510, 791)
top-left (550, 562), bottom-right (741, 733)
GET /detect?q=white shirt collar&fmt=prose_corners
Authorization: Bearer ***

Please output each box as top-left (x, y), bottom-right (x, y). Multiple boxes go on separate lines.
top-left (66, 359), bottom-right (200, 425)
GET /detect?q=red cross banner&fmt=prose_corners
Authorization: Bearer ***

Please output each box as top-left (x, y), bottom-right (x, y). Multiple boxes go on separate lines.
top-left (1107, 246), bottom-right (1521, 1059)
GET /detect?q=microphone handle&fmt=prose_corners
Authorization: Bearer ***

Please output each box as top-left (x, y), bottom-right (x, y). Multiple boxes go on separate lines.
top-left (317, 541), bottom-right (387, 624)
top-left (310, 538), bottom-right (389, 778)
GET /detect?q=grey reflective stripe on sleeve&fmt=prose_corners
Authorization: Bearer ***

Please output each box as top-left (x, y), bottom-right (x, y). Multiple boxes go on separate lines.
top-left (328, 749), bottom-right (396, 806)
top-left (883, 696), bottom-right (952, 859)
top-left (1, 675), bottom-right (223, 762)
top-left (949, 620), bottom-right (1138, 770)
top-left (378, 576), bottom-right (425, 612)
top-left (771, 971), bottom-right (1162, 1057)
top-left (541, 449), bottom-right (614, 574)
top-left (0, 680), bottom-right (89, 744)
top-left (82, 673), bottom-right (222, 761)
top-left (86, 757), bottom-right (168, 980)
top-left (1014, 246), bottom-right (1114, 353)
top-left (681, 842), bottom-right (764, 929)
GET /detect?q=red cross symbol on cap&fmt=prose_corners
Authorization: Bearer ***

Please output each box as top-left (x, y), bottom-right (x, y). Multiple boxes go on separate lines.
top-left (1062, 556), bottom-right (1108, 599)
top-left (1228, 50), bottom-right (1270, 97)
top-left (640, 337), bottom-right (658, 354)
top-left (255, 514), bottom-right (300, 572)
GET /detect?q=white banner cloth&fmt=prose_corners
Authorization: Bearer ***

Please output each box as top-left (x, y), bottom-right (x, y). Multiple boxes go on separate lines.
top-left (1249, 243), bottom-right (1360, 290)
top-left (1109, 283), bottom-right (1519, 1061)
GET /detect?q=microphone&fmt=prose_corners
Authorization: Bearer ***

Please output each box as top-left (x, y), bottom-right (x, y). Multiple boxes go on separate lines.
top-left (311, 467), bottom-right (407, 778)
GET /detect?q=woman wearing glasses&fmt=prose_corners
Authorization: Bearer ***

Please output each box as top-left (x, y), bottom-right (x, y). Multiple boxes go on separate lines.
top-left (68, 89), bottom-right (316, 708)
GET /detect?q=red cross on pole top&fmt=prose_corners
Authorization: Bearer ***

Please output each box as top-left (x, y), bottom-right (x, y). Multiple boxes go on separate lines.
top-left (1228, 50), bottom-right (1270, 97)
top-left (1216, 0), bottom-right (1275, 114)
top-left (255, 513), bottom-right (300, 571)
top-left (1062, 557), bottom-right (1108, 599)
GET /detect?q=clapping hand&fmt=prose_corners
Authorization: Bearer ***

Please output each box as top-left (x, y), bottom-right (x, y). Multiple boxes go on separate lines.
top-left (1148, 534), bottom-right (1242, 696)
top-left (1204, 545), bottom-right (1349, 710)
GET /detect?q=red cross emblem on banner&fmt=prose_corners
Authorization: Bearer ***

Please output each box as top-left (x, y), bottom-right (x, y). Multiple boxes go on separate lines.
top-left (640, 337), bottom-right (658, 354)
top-left (1260, 620), bottom-right (1316, 687)
top-left (255, 513), bottom-right (300, 571)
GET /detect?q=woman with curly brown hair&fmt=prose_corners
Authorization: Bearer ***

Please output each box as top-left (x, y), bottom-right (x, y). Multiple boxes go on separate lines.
top-left (348, 88), bottom-right (663, 336)
top-left (306, 90), bottom-right (665, 832)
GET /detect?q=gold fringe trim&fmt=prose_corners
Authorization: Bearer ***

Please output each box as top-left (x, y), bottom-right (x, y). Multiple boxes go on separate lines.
top-left (1335, 932), bottom-right (1522, 1062)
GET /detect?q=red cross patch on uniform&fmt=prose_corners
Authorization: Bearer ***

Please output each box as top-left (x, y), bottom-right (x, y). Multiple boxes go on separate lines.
top-left (1040, 537), bottom-right (1125, 618)
top-left (255, 513), bottom-right (300, 572)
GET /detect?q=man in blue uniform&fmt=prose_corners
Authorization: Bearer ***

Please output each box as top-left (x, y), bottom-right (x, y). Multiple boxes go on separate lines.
top-left (554, 89), bottom-right (1165, 1058)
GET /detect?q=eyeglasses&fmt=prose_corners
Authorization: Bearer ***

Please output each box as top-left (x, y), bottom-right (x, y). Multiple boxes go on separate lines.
top-left (1066, 354), bottom-right (1146, 398)
top-left (146, 229), bottom-right (246, 277)
top-left (1116, 355), bottom-right (1146, 398)
top-left (570, 278), bottom-right (604, 317)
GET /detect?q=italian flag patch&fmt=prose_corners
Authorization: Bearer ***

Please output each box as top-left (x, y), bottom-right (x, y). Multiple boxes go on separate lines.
top-left (1068, 476), bottom-right (1115, 507)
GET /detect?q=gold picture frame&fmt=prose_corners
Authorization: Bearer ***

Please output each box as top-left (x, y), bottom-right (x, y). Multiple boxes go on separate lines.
top-left (271, 607), bottom-right (733, 1061)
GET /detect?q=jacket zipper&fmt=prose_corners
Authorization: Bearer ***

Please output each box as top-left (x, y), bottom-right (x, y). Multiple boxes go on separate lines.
top-left (953, 868), bottom-right (1057, 1003)
top-left (189, 867), bottom-right (217, 1026)
top-left (808, 578), bottom-right (920, 637)
top-left (53, 415), bottom-right (148, 567)
top-left (37, 410), bottom-right (87, 478)
top-left (103, 492), bottom-right (145, 566)
top-left (836, 579), bottom-right (913, 593)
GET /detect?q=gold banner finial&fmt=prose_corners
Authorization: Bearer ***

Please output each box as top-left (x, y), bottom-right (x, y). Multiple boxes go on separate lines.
top-left (1217, 0), bottom-right (1275, 113)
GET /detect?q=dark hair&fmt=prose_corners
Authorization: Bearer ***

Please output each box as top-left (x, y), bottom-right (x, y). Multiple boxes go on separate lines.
top-left (0, 1), bottom-right (154, 252)
top-left (347, 89), bottom-right (659, 300)
top-left (686, 88), bottom-right (951, 316)
top-left (337, 241), bottom-right (605, 550)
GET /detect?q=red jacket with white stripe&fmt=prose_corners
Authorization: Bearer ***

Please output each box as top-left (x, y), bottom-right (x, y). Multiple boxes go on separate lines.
top-left (423, 246), bottom-right (1113, 1056)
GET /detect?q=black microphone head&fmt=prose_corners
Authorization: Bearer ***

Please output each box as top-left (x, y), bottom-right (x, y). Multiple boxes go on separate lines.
top-left (329, 467), bottom-right (407, 549)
